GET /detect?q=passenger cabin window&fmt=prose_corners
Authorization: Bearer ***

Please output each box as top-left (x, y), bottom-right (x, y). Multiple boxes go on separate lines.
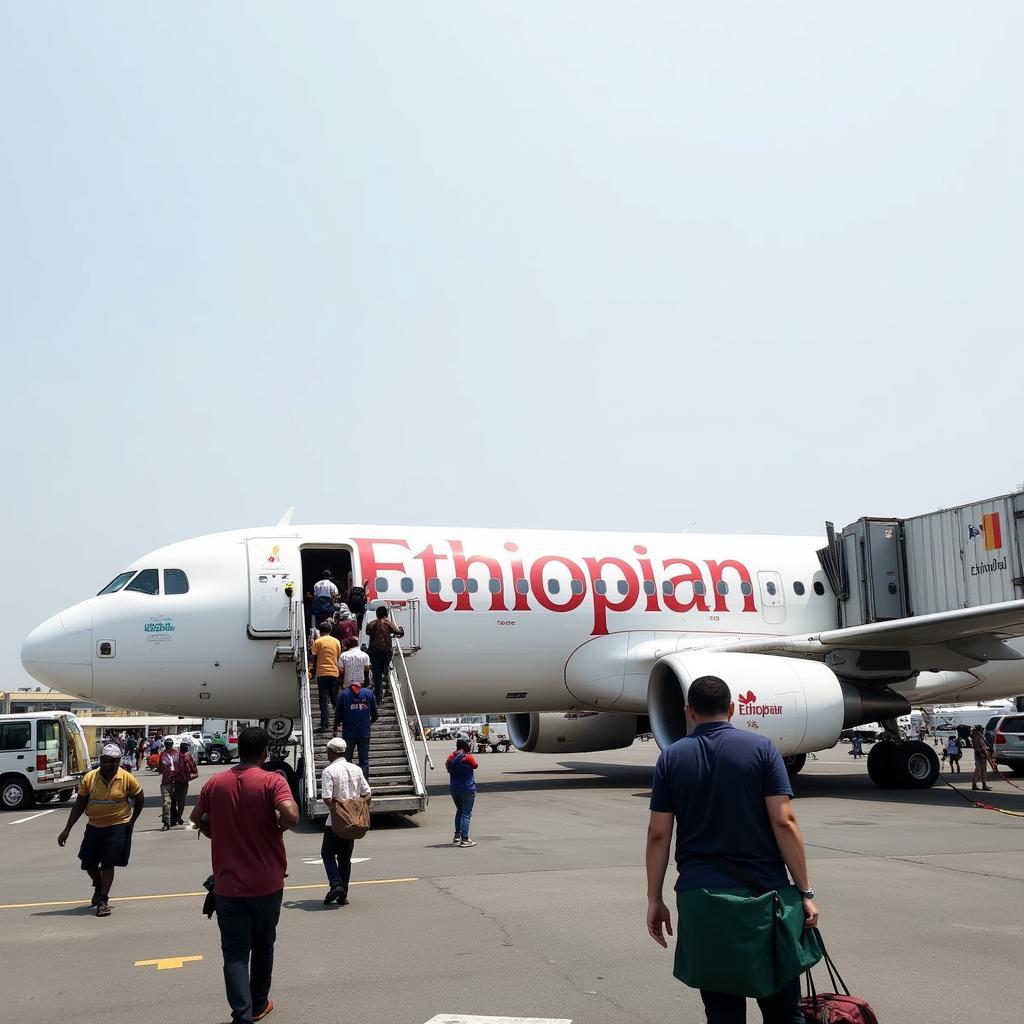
top-left (515, 579), bottom-right (530, 594)
top-left (488, 579), bottom-right (502, 594)
top-left (400, 577), bottom-right (414, 594)
top-left (694, 581), bottom-right (707, 596)
top-left (375, 576), bottom-right (390, 593)
top-left (716, 581), bottom-right (729, 596)
top-left (813, 581), bottom-right (826, 596)
top-left (617, 580), bottom-right (629, 596)
top-left (0, 722), bottom-right (31, 751)
top-left (740, 581), bottom-right (753, 596)
top-left (792, 581), bottom-right (806, 596)
top-left (98, 571), bottom-right (135, 596)
top-left (452, 579), bottom-right (466, 594)
top-left (547, 579), bottom-right (560, 595)
top-left (164, 569), bottom-right (189, 595)
top-left (125, 569), bottom-right (159, 595)
top-left (427, 578), bottom-right (442, 594)
top-left (765, 580), bottom-right (777, 597)
top-left (594, 580), bottom-right (608, 595)
top-left (467, 579), bottom-right (479, 593)
top-left (570, 580), bottom-right (584, 595)
top-left (643, 581), bottom-right (656, 596)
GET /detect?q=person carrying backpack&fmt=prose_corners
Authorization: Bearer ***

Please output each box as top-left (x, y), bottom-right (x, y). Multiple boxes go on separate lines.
top-left (347, 580), bottom-right (369, 629)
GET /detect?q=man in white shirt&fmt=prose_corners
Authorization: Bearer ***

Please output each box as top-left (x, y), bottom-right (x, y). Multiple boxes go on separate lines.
top-left (320, 737), bottom-right (371, 905)
top-left (339, 636), bottom-right (371, 690)
top-left (311, 570), bottom-right (339, 623)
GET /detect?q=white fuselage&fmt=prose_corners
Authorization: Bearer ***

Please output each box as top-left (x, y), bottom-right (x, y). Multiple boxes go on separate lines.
top-left (21, 524), bottom-right (1024, 721)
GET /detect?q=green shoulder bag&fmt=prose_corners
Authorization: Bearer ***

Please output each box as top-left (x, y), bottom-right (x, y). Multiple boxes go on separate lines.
top-left (673, 858), bottom-right (822, 999)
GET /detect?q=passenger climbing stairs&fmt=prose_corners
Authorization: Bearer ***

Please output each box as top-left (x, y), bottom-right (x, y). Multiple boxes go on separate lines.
top-left (286, 597), bottom-right (431, 818)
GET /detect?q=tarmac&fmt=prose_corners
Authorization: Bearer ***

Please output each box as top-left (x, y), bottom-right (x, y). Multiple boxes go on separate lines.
top-left (1, 739), bottom-right (1020, 1024)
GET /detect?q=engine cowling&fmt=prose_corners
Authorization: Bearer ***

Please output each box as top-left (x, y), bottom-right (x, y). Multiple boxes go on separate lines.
top-left (648, 652), bottom-right (846, 756)
top-left (508, 711), bottom-right (638, 753)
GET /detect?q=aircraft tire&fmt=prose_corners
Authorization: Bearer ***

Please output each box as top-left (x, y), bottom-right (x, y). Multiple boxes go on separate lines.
top-left (783, 754), bottom-right (807, 777)
top-left (889, 741), bottom-right (940, 789)
top-left (866, 742), bottom-right (897, 788)
top-left (263, 759), bottom-right (299, 804)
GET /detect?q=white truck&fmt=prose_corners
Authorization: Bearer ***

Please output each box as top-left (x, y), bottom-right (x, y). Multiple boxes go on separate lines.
top-left (0, 712), bottom-right (92, 810)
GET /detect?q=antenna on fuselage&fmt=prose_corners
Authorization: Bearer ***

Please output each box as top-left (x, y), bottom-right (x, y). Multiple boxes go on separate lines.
top-left (276, 506), bottom-right (295, 527)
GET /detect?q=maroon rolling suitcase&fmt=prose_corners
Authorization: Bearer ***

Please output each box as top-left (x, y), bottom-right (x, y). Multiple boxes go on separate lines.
top-left (799, 931), bottom-right (879, 1024)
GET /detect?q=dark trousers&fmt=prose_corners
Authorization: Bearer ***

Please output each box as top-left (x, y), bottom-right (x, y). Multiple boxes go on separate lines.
top-left (320, 829), bottom-right (355, 892)
top-left (317, 676), bottom-right (339, 728)
top-left (345, 735), bottom-right (370, 778)
top-left (699, 976), bottom-right (803, 1024)
top-left (368, 648), bottom-right (392, 696)
top-left (215, 890), bottom-right (283, 1024)
top-left (451, 791), bottom-right (475, 840)
top-left (161, 782), bottom-right (188, 825)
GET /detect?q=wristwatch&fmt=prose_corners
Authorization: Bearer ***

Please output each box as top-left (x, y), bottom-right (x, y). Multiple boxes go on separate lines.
top-left (798, 889), bottom-right (815, 899)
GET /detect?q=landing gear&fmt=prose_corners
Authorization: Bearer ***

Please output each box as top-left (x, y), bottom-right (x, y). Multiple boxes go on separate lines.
top-left (783, 754), bottom-right (807, 777)
top-left (867, 741), bottom-right (939, 789)
top-left (263, 759), bottom-right (299, 803)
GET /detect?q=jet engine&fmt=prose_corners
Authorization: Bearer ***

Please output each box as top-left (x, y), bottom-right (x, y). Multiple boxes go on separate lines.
top-left (508, 711), bottom-right (638, 753)
top-left (647, 651), bottom-right (907, 756)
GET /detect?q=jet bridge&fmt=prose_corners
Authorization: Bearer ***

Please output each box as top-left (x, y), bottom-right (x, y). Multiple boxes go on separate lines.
top-left (819, 490), bottom-right (1024, 629)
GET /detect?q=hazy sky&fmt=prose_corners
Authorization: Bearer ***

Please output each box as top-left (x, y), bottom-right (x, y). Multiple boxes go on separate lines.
top-left (2, 4), bottom-right (1022, 686)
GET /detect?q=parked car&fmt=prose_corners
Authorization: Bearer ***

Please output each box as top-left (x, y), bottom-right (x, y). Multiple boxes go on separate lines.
top-left (990, 714), bottom-right (1024, 776)
top-left (0, 712), bottom-right (91, 810)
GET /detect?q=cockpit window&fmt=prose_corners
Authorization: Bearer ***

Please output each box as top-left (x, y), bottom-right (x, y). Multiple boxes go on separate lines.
top-left (98, 571), bottom-right (135, 596)
top-left (125, 569), bottom-right (160, 595)
top-left (164, 569), bottom-right (189, 595)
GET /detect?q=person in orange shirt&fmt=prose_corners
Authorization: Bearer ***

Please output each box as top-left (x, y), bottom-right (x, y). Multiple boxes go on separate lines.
top-left (311, 620), bottom-right (342, 730)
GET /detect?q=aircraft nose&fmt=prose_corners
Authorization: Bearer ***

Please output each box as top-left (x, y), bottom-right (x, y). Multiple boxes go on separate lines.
top-left (21, 604), bottom-right (94, 697)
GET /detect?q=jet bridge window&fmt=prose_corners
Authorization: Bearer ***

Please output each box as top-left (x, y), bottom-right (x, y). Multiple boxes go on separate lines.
top-left (125, 569), bottom-right (159, 595)
top-left (164, 569), bottom-right (189, 595)
top-left (98, 571), bottom-right (135, 596)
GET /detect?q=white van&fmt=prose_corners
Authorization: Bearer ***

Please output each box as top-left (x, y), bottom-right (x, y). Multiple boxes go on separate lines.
top-left (0, 712), bottom-right (92, 811)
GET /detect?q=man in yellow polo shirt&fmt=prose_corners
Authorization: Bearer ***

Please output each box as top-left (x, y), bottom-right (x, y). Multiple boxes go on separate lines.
top-left (58, 743), bottom-right (145, 917)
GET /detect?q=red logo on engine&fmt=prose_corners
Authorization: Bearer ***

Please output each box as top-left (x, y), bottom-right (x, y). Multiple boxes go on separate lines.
top-left (737, 690), bottom-right (784, 716)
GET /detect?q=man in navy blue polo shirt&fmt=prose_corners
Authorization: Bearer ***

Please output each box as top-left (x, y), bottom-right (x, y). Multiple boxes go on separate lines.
top-left (645, 675), bottom-right (819, 1024)
top-left (334, 673), bottom-right (378, 780)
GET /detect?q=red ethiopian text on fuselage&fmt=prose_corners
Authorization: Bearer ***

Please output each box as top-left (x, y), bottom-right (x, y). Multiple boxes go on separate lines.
top-left (352, 537), bottom-right (759, 636)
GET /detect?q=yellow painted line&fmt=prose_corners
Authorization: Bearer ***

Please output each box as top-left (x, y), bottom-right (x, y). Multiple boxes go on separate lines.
top-left (0, 877), bottom-right (418, 911)
top-left (135, 955), bottom-right (203, 970)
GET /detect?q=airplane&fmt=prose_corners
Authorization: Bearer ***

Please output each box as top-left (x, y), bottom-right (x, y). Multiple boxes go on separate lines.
top-left (20, 522), bottom-right (1024, 795)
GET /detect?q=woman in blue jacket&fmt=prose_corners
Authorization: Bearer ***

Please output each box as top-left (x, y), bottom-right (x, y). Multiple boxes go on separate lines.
top-left (446, 738), bottom-right (479, 848)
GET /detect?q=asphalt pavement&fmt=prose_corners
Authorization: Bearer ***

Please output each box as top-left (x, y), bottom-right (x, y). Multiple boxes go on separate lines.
top-left (0, 740), bottom-right (1020, 1023)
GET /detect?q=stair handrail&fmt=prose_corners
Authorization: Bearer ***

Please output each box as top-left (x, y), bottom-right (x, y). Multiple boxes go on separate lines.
top-left (387, 650), bottom-right (427, 804)
top-left (393, 628), bottom-right (433, 773)
top-left (292, 597), bottom-right (317, 816)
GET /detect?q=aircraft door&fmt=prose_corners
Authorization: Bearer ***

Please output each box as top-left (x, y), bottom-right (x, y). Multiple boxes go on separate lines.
top-left (247, 538), bottom-right (300, 636)
top-left (757, 571), bottom-right (786, 625)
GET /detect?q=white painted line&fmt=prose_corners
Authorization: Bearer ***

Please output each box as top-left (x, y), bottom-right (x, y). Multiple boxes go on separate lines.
top-left (303, 856), bottom-right (370, 865)
top-left (423, 1017), bottom-right (572, 1024)
top-left (9, 808), bottom-right (58, 825)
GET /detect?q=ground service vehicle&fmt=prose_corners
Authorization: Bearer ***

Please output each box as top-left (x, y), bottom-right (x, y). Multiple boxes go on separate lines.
top-left (0, 712), bottom-right (91, 810)
top-left (991, 714), bottom-right (1024, 775)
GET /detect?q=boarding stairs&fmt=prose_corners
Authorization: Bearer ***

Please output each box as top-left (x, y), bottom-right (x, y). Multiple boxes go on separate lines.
top-left (285, 597), bottom-right (431, 818)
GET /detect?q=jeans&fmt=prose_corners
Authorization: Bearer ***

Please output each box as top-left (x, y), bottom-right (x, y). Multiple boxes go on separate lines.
top-left (345, 735), bottom-right (370, 779)
top-left (699, 976), bottom-right (803, 1024)
top-left (451, 791), bottom-right (475, 840)
top-left (317, 676), bottom-right (339, 729)
top-left (368, 649), bottom-right (392, 696)
top-left (215, 890), bottom-right (283, 1024)
top-left (321, 829), bottom-right (355, 893)
top-left (161, 782), bottom-right (188, 825)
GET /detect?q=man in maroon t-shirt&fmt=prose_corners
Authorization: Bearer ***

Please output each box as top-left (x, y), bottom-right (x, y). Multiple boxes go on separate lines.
top-left (192, 727), bottom-right (299, 1024)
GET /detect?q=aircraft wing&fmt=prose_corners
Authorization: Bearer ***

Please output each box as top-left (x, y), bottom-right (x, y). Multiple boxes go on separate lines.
top-left (708, 599), bottom-right (1024, 665)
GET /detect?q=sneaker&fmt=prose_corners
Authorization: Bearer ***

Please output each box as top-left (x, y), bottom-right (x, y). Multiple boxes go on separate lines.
top-left (460, 839), bottom-right (477, 848)
top-left (162, 823), bottom-right (170, 831)
top-left (453, 835), bottom-right (461, 846)
top-left (253, 1000), bottom-right (274, 1022)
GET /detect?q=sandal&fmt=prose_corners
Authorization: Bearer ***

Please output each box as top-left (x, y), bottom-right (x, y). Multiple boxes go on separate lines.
top-left (96, 900), bottom-right (111, 917)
